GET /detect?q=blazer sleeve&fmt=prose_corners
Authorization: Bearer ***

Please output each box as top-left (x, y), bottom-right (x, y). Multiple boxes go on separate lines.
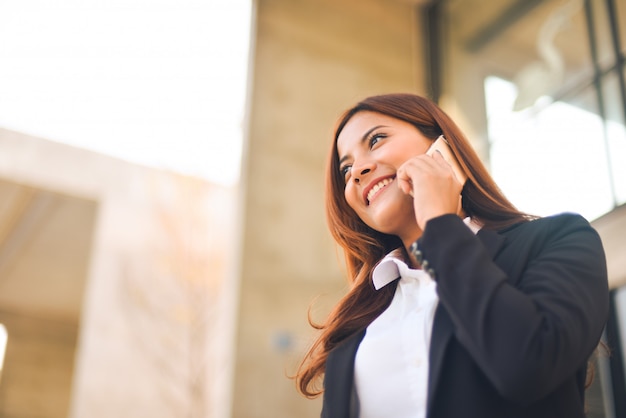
top-left (416, 213), bottom-right (609, 405)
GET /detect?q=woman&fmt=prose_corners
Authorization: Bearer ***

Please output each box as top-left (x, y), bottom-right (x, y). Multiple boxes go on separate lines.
top-left (296, 93), bottom-right (609, 418)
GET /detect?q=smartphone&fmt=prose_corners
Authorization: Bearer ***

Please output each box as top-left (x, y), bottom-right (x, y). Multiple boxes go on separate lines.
top-left (426, 135), bottom-right (467, 185)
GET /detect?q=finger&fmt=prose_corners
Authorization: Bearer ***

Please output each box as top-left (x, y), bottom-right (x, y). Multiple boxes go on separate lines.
top-left (430, 150), bottom-right (450, 168)
top-left (397, 162), bottom-right (421, 195)
top-left (397, 158), bottom-right (430, 194)
top-left (396, 173), bottom-right (413, 195)
top-left (431, 149), bottom-right (444, 161)
top-left (430, 150), bottom-right (459, 179)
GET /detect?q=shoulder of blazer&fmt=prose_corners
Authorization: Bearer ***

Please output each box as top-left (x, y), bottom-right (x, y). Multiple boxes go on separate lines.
top-left (486, 212), bottom-right (595, 252)
top-left (485, 212), bottom-right (603, 286)
top-left (497, 212), bottom-right (592, 236)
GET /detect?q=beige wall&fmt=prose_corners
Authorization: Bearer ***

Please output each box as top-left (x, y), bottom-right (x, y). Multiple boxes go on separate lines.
top-left (0, 312), bottom-right (78, 418)
top-left (0, 127), bottom-right (236, 418)
top-left (232, 0), bottom-right (426, 416)
top-left (0, 178), bottom-right (97, 417)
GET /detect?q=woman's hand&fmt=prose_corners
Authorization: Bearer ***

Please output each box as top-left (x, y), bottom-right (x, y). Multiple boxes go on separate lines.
top-left (397, 151), bottom-right (463, 230)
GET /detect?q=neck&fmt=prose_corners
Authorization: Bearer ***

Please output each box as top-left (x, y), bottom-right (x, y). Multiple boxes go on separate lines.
top-left (400, 230), bottom-right (423, 269)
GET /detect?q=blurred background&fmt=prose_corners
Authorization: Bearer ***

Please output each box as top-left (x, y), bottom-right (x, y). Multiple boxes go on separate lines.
top-left (0, 0), bottom-right (625, 417)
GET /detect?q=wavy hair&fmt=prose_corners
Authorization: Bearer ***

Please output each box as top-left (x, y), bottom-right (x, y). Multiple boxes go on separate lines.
top-left (296, 93), bottom-right (533, 397)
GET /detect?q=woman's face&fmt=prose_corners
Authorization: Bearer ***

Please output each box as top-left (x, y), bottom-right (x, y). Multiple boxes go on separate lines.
top-left (336, 111), bottom-right (432, 237)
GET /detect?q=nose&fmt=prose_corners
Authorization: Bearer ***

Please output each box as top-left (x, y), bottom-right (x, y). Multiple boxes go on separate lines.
top-left (353, 160), bottom-right (375, 184)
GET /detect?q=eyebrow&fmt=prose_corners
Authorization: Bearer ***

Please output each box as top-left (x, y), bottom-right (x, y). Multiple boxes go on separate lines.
top-left (338, 125), bottom-right (387, 166)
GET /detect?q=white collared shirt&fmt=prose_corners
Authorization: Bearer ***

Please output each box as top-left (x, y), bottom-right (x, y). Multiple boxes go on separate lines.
top-left (354, 253), bottom-right (438, 418)
top-left (353, 217), bottom-right (480, 418)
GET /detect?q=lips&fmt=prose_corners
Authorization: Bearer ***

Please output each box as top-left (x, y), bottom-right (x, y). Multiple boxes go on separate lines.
top-left (363, 175), bottom-right (395, 205)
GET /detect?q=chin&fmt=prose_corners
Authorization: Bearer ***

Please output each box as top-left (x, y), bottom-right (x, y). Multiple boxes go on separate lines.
top-left (364, 216), bottom-right (412, 237)
top-left (364, 201), bottom-right (414, 234)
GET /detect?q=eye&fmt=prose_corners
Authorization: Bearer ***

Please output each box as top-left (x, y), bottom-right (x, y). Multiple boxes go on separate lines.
top-left (340, 164), bottom-right (352, 181)
top-left (368, 133), bottom-right (386, 148)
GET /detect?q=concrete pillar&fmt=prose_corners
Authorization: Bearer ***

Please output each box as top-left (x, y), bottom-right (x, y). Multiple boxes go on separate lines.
top-left (233, 0), bottom-right (425, 416)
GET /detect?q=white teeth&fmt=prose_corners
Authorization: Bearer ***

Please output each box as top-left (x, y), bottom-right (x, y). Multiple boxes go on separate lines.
top-left (367, 178), bottom-right (392, 203)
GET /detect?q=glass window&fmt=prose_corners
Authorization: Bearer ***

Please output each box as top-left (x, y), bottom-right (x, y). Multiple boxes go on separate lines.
top-left (446, 0), bottom-right (625, 221)
top-left (614, 0), bottom-right (626, 56)
top-left (590, 0), bottom-right (616, 70)
top-left (485, 76), bottom-right (614, 220)
top-left (604, 70), bottom-right (626, 205)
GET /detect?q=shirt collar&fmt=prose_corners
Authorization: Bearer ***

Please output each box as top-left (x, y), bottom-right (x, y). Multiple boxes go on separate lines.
top-left (372, 217), bottom-right (482, 290)
top-left (371, 250), bottom-right (405, 290)
top-left (464, 216), bottom-right (482, 234)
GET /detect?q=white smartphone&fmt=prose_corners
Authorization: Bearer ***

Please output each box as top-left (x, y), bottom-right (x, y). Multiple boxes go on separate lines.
top-left (426, 135), bottom-right (467, 185)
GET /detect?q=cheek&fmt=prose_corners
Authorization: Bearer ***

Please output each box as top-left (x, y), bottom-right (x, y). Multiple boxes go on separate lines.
top-left (344, 184), bottom-right (361, 213)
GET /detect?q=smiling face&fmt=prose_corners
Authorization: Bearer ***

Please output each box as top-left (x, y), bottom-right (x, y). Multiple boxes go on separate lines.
top-left (336, 111), bottom-right (433, 238)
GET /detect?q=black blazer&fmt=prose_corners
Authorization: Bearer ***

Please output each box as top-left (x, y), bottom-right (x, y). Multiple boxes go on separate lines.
top-left (321, 213), bottom-right (609, 418)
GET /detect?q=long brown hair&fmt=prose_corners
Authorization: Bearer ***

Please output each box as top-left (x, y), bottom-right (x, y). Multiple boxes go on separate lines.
top-left (296, 93), bottom-right (533, 397)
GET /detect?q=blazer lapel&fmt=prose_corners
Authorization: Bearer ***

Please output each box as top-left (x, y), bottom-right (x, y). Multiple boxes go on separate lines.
top-left (321, 329), bottom-right (366, 418)
top-left (426, 302), bottom-right (454, 412)
top-left (426, 227), bottom-right (506, 414)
